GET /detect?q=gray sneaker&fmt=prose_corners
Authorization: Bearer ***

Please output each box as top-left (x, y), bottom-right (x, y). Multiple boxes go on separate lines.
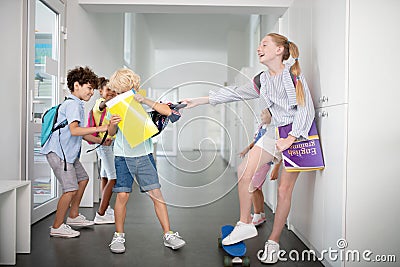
top-left (109, 232), bottom-right (125, 253)
top-left (50, 223), bottom-right (80, 238)
top-left (163, 231), bottom-right (186, 250)
top-left (66, 214), bottom-right (94, 227)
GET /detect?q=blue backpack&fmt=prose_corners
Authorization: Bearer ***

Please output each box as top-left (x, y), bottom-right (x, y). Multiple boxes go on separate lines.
top-left (40, 98), bottom-right (72, 146)
top-left (40, 98), bottom-right (72, 171)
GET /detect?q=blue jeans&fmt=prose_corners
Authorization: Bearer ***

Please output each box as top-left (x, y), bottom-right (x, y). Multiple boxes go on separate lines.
top-left (113, 154), bottom-right (160, 193)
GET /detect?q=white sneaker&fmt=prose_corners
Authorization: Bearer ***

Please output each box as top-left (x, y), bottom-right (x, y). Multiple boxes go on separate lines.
top-left (66, 214), bottom-right (94, 227)
top-left (221, 221), bottom-right (257, 245)
top-left (257, 240), bottom-right (280, 264)
top-left (163, 231), bottom-right (186, 250)
top-left (50, 223), bottom-right (80, 238)
top-left (94, 212), bottom-right (115, 224)
top-left (106, 206), bottom-right (114, 216)
top-left (252, 213), bottom-right (266, 226)
top-left (109, 232), bottom-right (126, 253)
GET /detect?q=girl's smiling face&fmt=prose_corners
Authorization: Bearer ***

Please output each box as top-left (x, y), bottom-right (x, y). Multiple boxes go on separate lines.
top-left (257, 36), bottom-right (282, 65)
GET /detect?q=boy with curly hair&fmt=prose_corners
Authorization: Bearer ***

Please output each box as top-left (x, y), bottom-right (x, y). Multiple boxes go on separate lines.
top-left (41, 66), bottom-right (109, 238)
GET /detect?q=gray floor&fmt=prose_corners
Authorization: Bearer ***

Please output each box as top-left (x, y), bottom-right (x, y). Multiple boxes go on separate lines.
top-left (13, 151), bottom-right (323, 267)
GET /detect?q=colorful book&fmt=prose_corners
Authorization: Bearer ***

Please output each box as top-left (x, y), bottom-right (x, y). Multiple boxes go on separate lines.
top-left (106, 89), bottom-right (159, 148)
top-left (277, 121), bottom-right (325, 172)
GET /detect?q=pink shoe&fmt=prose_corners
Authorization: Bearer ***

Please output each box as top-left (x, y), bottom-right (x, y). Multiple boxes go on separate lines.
top-left (252, 213), bottom-right (266, 226)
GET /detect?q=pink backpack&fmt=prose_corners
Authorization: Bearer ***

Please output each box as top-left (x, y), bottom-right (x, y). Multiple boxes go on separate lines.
top-left (86, 107), bottom-right (107, 144)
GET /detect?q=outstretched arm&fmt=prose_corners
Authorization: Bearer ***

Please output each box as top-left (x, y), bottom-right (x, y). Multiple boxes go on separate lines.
top-left (69, 121), bottom-right (108, 136)
top-left (239, 141), bottom-right (255, 158)
top-left (134, 94), bottom-right (172, 116)
top-left (181, 97), bottom-right (210, 108)
top-left (83, 134), bottom-right (103, 144)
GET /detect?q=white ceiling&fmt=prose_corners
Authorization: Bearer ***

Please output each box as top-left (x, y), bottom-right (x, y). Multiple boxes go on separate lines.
top-left (79, 0), bottom-right (291, 14)
top-left (142, 14), bottom-right (252, 50)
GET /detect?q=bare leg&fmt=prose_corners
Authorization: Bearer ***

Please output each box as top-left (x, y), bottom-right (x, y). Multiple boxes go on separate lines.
top-left (237, 147), bottom-right (273, 223)
top-left (53, 191), bottom-right (77, 228)
top-left (115, 192), bottom-right (129, 233)
top-left (98, 179), bottom-right (116, 215)
top-left (268, 169), bottom-right (299, 242)
top-left (252, 189), bottom-right (265, 214)
top-left (148, 189), bottom-right (170, 234)
top-left (100, 177), bottom-right (107, 195)
top-left (68, 179), bottom-right (88, 218)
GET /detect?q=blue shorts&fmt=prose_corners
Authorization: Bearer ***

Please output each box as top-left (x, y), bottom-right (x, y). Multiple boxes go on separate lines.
top-left (96, 144), bottom-right (116, 179)
top-left (113, 154), bottom-right (161, 193)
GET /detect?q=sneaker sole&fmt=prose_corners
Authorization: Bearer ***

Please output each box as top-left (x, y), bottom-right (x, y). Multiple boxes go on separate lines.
top-left (94, 220), bottom-right (115, 225)
top-left (253, 218), bottom-right (267, 226)
top-left (66, 222), bottom-right (95, 227)
top-left (110, 248), bottom-right (125, 254)
top-left (50, 232), bottom-right (80, 238)
top-left (164, 242), bottom-right (185, 250)
top-left (222, 231), bottom-right (258, 246)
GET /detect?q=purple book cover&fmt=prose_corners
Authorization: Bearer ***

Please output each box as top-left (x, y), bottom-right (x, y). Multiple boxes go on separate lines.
top-left (278, 121), bottom-right (325, 172)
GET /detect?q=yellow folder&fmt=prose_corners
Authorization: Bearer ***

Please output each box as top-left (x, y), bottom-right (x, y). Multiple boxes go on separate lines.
top-left (106, 90), bottom-right (159, 148)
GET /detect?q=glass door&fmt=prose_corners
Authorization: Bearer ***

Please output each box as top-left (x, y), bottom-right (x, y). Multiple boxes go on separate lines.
top-left (27, 0), bottom-right (65, 223)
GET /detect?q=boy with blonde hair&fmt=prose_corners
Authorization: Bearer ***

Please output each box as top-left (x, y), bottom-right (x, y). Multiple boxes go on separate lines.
top-left (107, 68), bottom-right (186, 253)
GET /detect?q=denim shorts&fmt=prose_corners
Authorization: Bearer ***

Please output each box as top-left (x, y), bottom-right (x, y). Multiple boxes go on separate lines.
top-left (113, 154), bottom-right (161, 193)
top-left (46, 152), bottom-right (89, 193)
top-left (96, 144), bottom-right (116, 179)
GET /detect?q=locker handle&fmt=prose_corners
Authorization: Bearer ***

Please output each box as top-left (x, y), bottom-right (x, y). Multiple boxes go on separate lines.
top-left (318, 111), bottom-right (328, 118)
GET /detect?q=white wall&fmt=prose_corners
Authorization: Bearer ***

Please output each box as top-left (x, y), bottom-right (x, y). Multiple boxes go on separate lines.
top-left (0, 0), bottom-right (24, 180)
top-left (65, 0), bottom-right (124, 157)
top-left (65, 0), bottom-right (124, 80)
top-left (130, 13), bottom-right (155, 83)
top-left (346, 0), bottom-right (400, 265)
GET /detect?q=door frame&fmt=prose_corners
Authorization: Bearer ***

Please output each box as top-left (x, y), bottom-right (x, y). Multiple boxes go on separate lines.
top-left (26, 0), bottom-right (65, 223)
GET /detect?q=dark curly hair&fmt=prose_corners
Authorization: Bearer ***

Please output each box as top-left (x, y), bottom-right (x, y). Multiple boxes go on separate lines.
top-left (97, 77), bottom-right (109, 90)
top-left (67, 66), bottom-right (98, 92)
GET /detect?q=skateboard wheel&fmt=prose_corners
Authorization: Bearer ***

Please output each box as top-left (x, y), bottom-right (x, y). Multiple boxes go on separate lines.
top-left (243, 256), bottom-right (250, 266)
top-left (224, 256), bottom-right (232, 267)
top-left (218, 238), bottom-right (222, 248)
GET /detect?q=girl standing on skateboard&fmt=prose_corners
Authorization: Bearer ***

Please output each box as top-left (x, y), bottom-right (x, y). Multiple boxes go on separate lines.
top-left (183, 33), bottom-right (315, 264)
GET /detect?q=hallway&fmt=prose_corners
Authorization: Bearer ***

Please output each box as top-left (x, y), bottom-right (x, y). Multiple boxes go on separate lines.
top-left (14, 152), bottom-right (323, 267)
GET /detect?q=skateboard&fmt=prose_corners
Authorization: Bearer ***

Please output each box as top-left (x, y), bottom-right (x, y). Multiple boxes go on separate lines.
top-left (218, 225), bottom-right (250, 266)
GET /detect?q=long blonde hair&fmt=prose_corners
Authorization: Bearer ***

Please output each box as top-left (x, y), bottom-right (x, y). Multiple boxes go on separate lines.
top-left (267, 33), bottom-right (305, 106)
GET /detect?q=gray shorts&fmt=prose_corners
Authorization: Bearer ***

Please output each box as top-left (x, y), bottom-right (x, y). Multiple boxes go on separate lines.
top-left (46, 152), bottom-right (89, 193)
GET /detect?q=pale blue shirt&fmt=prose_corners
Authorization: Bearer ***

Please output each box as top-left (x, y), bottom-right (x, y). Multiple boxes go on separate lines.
top-left (40, 94), bottom-right (84, 163)
top-left (107, 111), bottom-right (154, 158)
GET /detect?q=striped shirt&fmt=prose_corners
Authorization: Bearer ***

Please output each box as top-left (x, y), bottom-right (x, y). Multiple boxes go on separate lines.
top-left (209, 63), bottom-right (315, 139)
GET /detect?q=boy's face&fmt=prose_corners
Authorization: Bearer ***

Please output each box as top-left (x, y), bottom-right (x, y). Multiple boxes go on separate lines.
top-left (73, 82), bottom-right (94, 101)
top-left (101, 86), bottom-right (117, 101)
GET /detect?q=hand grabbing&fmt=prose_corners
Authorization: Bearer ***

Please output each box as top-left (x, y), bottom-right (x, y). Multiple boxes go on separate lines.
top-left (134, 94), bottom-right (145, 103)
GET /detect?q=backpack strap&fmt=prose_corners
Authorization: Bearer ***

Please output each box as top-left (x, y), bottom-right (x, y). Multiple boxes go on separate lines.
top-left (86, 107), bottom-right (109, 153)
top-left (253, 72), bottom-right (263, 94)
top-left (58, 97), bottom-right (73, 171)
top-left (86, 130), bottom-right (108, 153)
top-left (98, 108), bottom-right (107, 126)
top-left (289, 66), bottom-right (297, 87)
